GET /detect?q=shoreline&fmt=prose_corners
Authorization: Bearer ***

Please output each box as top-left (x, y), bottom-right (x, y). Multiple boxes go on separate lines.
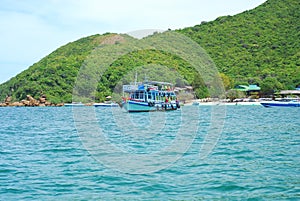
top-left (0, 101), bottom-right (263, 107)
top-left (184, 101), bottom-right (262, 106)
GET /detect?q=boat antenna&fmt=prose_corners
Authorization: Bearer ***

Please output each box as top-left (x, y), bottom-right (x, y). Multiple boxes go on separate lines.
top-left (144, 74), bottom-right (148, 82)
top-left (134, 71), bottom-right (137, 86)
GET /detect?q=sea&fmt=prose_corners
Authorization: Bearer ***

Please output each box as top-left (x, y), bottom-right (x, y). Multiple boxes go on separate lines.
top-left (0, 105), bottom-right (299, 200)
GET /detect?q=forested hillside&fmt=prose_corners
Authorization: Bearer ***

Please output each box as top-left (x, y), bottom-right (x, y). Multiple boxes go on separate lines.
top-left (0, 34), bottom-right (111, 103)
top-left (0, 0), bottom-right (299, 103)
top-left (178, 0), bottom-right (300, 93)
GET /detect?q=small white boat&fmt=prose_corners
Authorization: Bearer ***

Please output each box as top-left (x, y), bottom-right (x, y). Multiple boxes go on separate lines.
top-left (93, 102), bottom-right (119, 107)
top-left (64, 102), bottom-right (85, 107)
top-left (192, 102), bottom-right (199, 106)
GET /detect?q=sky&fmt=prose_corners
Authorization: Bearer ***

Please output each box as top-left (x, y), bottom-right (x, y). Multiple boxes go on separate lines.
top-left (0, 0), bottom-right (266, 84)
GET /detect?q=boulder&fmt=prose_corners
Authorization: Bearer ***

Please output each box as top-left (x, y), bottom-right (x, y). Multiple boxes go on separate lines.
top-left (21, 100), bottom-right (30, 106)
top-left (11, 102), bottom-right (24, 107)
top-left (5, 96), bottom-right (12, 104)
top-left (26, 95), bottom-right (39, 106)
top-left (26, 95), bottom-right (34, 101)
top-left (39, 97), bottom-right (46, 104)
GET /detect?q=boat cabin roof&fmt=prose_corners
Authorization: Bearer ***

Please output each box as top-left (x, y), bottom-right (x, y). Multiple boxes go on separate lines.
top-left (143, 81), bottom-right (173, 86)
top-left (123, 81), bottom-right (174, 93)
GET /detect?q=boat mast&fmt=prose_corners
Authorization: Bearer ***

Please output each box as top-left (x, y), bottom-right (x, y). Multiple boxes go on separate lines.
top-left (134, 72), bottom-right (137, 86)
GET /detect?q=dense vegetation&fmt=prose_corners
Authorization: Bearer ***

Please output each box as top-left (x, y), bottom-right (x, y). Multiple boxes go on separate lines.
top-left (72, 33), bottom-right (211, 103)
top-left (93, 47), bottom-right (209, 102)
top-left (0, 34), bottom-right (112, 103)
top-left (0, 0), bottom-right (299, 103)
top-left (178, 0), bottom-right (300, 94)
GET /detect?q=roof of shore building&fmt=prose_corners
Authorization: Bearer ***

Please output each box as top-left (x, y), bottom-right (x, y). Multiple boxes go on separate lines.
top-left (234, 85), bottom-right (261, 91)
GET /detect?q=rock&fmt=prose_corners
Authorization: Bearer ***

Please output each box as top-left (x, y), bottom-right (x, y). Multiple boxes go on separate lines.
top-left (26, 95), bottom-right (34, 101)
top-left (26, 95), bottom-right (39, 106)
top-left (39, 97), bottom-right (46, 104)
top-left (5, 95), bottom-right (12, 104)
top-left (10, 102), bottom-right (23, 107)
top-left (0, 94), bottom-right (63, 107)
top-left (21, 100), bottom-right (30, 106)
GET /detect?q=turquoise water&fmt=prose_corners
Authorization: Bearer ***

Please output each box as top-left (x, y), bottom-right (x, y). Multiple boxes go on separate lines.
top-left (0, 106), bottom-right (299, 200)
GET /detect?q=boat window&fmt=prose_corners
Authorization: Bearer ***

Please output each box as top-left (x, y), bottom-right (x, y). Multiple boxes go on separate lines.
top-left (139, 91), bottom-right (144, 100)
top-left (151, 91), bottom-right (155, 100)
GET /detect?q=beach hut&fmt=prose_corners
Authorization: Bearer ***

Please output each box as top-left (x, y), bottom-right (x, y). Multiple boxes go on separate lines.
top-left (234, 84), bottom-right (261, 96)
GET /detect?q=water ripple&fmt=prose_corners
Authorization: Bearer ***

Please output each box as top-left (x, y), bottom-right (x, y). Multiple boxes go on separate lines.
top-left (0, 106), bottom-right (299, 200)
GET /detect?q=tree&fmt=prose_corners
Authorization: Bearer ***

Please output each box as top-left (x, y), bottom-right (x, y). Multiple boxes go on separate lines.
top-left (219, 73), bottom-right (232, 90)
top-left (260, 77), bottom-right (283, 96)
top-left (226, 89), bottom-right (245, 102)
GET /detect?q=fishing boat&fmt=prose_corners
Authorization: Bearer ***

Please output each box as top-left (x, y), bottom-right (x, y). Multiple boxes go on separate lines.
top-left (121, 81), bottom-right (180, 112)
top-left (260, 100), bottom-right (300, 107)
top-left (93, 102), bottom-right (119, 107)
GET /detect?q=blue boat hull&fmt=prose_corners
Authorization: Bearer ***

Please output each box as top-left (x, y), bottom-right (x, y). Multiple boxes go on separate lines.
top-left (261, 101), bottom-right (300, 107)
top-left (122, 100), bottom-right (178, 112)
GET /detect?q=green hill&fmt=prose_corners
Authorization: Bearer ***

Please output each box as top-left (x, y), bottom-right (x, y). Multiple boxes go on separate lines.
top-left (0, 34), bottom-right (113, 103)
top-left (178, 0), bottom-right (300, 93)
top-left (0, 0), bottom-right (299, 103)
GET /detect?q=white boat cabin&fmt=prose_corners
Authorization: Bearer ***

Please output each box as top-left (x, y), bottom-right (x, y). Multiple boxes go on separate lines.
top-left (123, 81), bottom-right (177, 103)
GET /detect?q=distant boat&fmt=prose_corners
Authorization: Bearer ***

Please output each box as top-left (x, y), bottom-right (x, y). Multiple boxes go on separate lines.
top-left (121, 81), bottom-right (180, 112)
top-left (93, 102), bottom-right (119, 107)
top-left (192, 102), bottom-right (199, 106)
top-left (260, 100), bottom-right (300, 107)
top-left (64, 102), bottom-right (85, 107)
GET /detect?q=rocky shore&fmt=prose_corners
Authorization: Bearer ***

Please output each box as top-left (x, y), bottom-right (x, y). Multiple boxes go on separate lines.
top-left (0, 95), bottom-right (64, 107)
